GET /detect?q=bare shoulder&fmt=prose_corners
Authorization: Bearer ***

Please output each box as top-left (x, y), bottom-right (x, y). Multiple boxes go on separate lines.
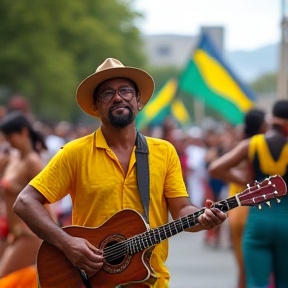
top-left (218, 138), bottom-right (250, 160)
top-left (25, 151), bottom-right (42, 165)
top-left (237, 138), bottom-right (251, 149)
top-left (25, 151), bottom-right (43, 176)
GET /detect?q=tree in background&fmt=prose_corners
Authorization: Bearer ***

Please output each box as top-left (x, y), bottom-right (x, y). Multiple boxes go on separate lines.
top-left (249, 72), bottom-right (277, 94)
top-left (0, 0), bottom-right (146, 122)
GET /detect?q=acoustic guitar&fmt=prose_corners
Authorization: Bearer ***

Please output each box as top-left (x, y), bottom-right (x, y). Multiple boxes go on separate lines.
top-left (37, 175), bottom-right (287, 288)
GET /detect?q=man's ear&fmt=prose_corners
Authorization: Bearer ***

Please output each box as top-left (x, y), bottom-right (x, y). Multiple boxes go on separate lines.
top-left (136, 93), bottom-right (142, 110)
top-left (136, 92), bottom-right (141, 101)
top-left (137, 99), bottom-right (142, 111)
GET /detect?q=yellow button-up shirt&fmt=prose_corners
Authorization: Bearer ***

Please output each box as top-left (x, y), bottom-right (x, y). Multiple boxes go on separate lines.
top-left (30, 128), bottom-right (188, 287)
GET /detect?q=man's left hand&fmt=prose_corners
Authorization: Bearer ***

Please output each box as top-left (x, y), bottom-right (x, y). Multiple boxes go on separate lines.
top-left (198, 199), bottom-right (227, 230)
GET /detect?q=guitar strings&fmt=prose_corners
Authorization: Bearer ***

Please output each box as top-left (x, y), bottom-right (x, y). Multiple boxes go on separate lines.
top-left (103, 201), bottom-right (233, 262)
top-left (103, 215), bottom-right (199, 262)
top-left (103, 223), bottom-right (181, 261)
top-left (103, 209), bottom-right (217, 262)
top-left (103, 230), bottom-right (162, 262)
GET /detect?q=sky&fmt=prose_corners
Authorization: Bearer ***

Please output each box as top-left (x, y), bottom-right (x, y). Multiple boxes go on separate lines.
top-left (133, 0), bottom-right (283, 51)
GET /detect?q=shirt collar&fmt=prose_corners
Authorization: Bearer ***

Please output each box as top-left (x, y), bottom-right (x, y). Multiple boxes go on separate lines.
top-left (95, 128), bottom-right (109, 149)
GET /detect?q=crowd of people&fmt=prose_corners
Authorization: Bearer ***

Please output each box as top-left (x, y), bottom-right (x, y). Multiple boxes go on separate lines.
top-left (0, 57), bottom-right (287, 288)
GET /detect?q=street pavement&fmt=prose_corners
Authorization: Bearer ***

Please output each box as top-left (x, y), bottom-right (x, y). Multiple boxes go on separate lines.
top-left (165, 219), bottom-right (237, 288)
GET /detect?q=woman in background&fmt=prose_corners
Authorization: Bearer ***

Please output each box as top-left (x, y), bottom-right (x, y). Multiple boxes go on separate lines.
top-left (0, 111), bottom-right (49, 287)
top-left (209, 108), bottom-right (267, 288)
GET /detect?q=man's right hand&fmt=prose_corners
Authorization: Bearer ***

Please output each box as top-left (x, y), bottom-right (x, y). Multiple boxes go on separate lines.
top-left (61, 235), bottom-right (104, 278)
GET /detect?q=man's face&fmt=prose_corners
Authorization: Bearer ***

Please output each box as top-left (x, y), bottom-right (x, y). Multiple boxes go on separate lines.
top-left (95, 78), bottom-right (140, 128)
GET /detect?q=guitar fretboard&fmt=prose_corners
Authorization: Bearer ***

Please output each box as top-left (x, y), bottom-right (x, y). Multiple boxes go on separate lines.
top-left (127, 196), bottom-right (239, 254)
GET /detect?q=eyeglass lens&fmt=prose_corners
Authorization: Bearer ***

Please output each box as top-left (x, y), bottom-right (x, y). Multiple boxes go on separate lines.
top-left (98, 87), bottom-right (136, 103)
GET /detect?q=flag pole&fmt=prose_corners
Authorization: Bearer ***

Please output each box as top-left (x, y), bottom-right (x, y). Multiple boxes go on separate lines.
top-left (194, 99), bottom-right (205, 126)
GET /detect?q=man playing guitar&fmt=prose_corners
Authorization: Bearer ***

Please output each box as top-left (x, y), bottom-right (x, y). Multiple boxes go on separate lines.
top-left (13, 58), bottom-right (228, 287)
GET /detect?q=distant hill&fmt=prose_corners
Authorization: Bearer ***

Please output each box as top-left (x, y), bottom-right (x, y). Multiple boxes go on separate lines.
top-left (225, 43), bottom-right (279, 83)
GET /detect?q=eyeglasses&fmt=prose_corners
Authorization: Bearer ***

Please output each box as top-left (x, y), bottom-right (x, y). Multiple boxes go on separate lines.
top-left (97, 87), bottom-right (136, 104)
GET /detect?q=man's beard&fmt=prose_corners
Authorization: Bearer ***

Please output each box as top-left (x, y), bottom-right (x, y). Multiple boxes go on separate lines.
top-left (108, 106), bottom-right (135, 128)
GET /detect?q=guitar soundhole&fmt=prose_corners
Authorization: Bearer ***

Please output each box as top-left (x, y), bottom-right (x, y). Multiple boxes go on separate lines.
top-left (105, 240), bottom-right (125, 265)
top-left (100, 234), bottom-right (132, 274)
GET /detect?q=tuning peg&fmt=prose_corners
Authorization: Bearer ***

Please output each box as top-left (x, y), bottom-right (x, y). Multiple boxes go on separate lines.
top-left (276, 198), bottom-right (281, 203)
top-left (266, 201), bottom-right (271, 208)
top-left (258, 204), bottom-right (262, 210)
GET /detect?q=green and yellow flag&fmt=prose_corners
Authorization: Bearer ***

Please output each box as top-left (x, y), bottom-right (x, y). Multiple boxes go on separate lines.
top-left (136, 78), bottom-right (191, 131)
top-left (171, 98), bottom-right (191, 125)
top-left (178, 32), bottom-right (256, 125)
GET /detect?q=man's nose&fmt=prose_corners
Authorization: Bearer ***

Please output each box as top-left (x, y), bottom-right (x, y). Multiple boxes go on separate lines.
top-left (112, 92), bottom-right (123, 102)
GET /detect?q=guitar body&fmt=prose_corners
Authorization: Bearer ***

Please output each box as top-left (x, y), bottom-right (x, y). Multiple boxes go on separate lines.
top-left (37, 210), bottom-right (156, 288)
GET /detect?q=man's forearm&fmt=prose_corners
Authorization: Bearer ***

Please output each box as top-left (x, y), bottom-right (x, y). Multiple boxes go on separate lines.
top-left (178, 204), bottom-right (206, 232)
top-left (13, 193), bottom-right (69, 251)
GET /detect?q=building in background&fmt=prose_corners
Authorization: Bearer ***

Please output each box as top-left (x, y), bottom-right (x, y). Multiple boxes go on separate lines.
top-left (143, 34), bottom-right (198, 68)
top-left (143, 26), bottom-right (224, 68)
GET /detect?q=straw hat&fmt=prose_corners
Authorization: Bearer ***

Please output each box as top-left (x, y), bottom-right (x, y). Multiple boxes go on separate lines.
top-left (76, 58), bottom-right (155, 117)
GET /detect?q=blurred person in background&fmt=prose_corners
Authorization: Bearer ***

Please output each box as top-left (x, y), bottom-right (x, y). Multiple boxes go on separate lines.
top-left (0, 106), bottom-right (7, 121)
top-left (185, 126), bottom-right (207, 207)
top-left (6, 95), bottom-right (35, 123)
top-left (209, 101), bottom-right (288, 288)
top-left (43, 121), bottom-right (72, 164)
top-left (0, 132), bottom-right (10, 259)
top-left (161, 116), bottom-right (178, 145)
top-left (161, 117), bottom-right (190, 185)
top-left (203, 125), bottom-right (229, 247)
top-left (12, 58), bottom-right (227, 288)
top-left (0, 111), bottom-right (56, 288)
top-left (209, 108), bottom-right (267, 288)
top-left (170, 127), bottom-right (190, 185)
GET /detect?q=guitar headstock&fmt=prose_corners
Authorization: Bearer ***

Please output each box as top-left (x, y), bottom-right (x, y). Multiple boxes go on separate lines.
top-left (237, 175), bottom-right (287, 209)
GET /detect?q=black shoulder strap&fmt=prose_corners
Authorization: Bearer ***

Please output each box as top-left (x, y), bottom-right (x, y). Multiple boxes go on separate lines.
top-left (135, 131), bottom-right (150, 224)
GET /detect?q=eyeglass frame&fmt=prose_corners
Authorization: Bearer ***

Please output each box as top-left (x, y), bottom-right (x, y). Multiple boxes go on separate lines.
top-left (93, 83), bottom-right (140, 105)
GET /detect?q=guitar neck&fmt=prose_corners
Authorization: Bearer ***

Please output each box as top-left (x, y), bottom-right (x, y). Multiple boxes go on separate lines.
top-left (127, 195), bottom-right (239, 254)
